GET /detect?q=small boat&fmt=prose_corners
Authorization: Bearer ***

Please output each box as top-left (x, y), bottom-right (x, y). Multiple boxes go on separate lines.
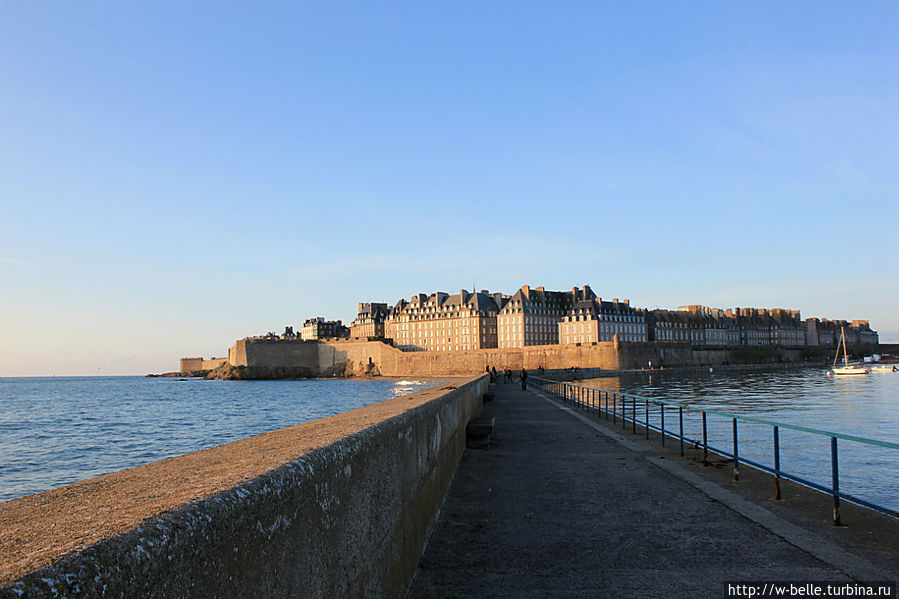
top-left (871, 365), bottom-right (897, 373)
top-left (830, 327), bottom-right (868, 376)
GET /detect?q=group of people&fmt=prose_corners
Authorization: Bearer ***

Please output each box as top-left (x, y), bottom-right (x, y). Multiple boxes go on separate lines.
top-left (487, 366), bottom-right (529, 390)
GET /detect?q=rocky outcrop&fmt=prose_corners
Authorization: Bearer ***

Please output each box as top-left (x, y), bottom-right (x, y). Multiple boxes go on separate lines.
top-left (204, 363), bottom-right (354, 380)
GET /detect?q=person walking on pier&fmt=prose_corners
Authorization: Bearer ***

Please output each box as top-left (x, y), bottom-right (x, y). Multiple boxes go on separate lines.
top-left (504, 368), bottom-right (513, 383)
top-left (519, 368), bottom-right (528, 391)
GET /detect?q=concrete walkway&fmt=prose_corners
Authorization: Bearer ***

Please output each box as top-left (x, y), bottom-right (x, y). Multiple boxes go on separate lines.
top-left (408, 382), bottom-right (891, 598)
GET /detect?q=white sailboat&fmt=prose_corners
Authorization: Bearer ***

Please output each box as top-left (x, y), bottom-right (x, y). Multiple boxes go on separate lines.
top-left (830, 326), bottom-right (868, 376)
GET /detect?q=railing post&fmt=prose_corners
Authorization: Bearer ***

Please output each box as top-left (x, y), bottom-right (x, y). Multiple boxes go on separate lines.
top-left (733, 418), bottom-right (740, 481)
top-left (679, 406), bottom-right (684, 456)
top-left (831, 437), bottom-right (841, 526)
top-left (660, 405), bottom-right (666, 447)
top-left (612, 392), bottom-right (617, 425)
top-left (773, 426), bottom-right (781, 500)
top-left (644, 400), bottom-right (649, 439)
top-left (631, 397), bottom-right (636, 434)
top-left (702, 411), bottom-right (708, 465)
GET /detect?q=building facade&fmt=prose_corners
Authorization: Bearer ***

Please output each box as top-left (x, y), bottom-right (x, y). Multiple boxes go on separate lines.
top-left (497, 285), bottom-right (573, 348)
top-left (301, 317), bottom-right (349, 340)
top-left (355, 284), bottom-right (880, 352)
top-left (386, 289), bottom-right (503, 352)
top-left (558, 286), bottom-right (647, 345)
top-left (349, 302), bottom-right (390, 338)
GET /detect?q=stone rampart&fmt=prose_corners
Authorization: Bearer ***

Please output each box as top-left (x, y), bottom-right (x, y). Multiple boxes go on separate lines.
top-left (0, 375), bottom-right (488, 598)
top-left (319, 340), bottom-right (808, 377)
top-left (179, 357), bottom-right (229, 374)
top-left (180, 357), bottom-right (204, 372)
top-left (201, 358), bottom-right (228, 370)
top-left (211, 339), bottom-right (816, 379)
top-left (226, 338), bottom-right (324, 378)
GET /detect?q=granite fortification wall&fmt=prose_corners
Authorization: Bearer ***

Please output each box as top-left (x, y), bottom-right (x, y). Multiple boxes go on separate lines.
top-left (179, 357), bottom-right (229, 373)
top-left (221, 338), bottom-right (808, 379)
top-left (0, 375), bottom-right (488, 598)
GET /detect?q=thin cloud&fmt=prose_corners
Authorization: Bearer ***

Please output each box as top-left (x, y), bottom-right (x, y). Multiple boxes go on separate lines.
top-left (0, 257), bottom-right (34, 267)
top-left (105, 356), bottom-right (135, 366)
top-left (287, 255), bottom-right (439, 280)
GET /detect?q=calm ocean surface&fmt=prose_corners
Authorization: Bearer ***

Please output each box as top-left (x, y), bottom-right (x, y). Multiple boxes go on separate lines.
top-left (0, 376), bottom-right (444, 503)
top-left (581, 366), bottom-right (899, 513)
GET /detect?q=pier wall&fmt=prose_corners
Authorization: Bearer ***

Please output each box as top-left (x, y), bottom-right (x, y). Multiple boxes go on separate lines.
top-left (0, 376), bottom-right (488, 598)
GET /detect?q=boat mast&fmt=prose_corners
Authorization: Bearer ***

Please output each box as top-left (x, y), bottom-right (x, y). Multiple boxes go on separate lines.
top-left (841, 326), bottom-right (850, 367)
top-left (832, 328), bottom-right (842, 369)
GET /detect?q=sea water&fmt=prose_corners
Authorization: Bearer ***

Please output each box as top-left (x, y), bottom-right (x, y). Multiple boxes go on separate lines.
top-left (580, 366), bottom-right (899, 513)
top-left (0, 376), bottom-right (443, 503)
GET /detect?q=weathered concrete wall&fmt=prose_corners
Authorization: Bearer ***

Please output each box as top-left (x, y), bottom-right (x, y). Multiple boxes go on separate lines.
top-left (0, 375), bottom-right (488, 598)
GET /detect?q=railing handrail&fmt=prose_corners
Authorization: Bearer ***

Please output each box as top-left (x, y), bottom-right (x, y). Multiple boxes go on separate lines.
top-left (532, 376), bottom-right (899, 450)
top-left (530, 375), bottom-right (898, 522)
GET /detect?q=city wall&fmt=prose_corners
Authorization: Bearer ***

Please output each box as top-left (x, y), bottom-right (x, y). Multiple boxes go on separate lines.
top-left (180, 357), bottom-right (229, 373)
top-left (0, 375), bottom-right (488, 598)
top-left (218, 338), bottom-right (810, 379)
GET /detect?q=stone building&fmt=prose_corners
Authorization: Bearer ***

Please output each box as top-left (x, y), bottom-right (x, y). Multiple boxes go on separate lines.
top-left (769, 309), bottom-right (805, 347)
top-left (349, 302), bottom-right (390, 338)
top-left (723, 308), bottom-right (771, 346)
top-left (301, 317), bottom-right (349, 340)
top-left (806, 319), bottom-right (878, 348)
top-left (676, 305), bottom-right (741, 346)
top-left (847, 320), bottom-right (879, 346)
top-left (386, 289), bottom-right (503, 352)
top-left (646, 309), bottom-right (693, 343)
top-left (558, 286), bottom-right (647, 345)
top-left (497, 285), bottom-right (573, 348)
top-left (805, 318), bottom-right (837, 348)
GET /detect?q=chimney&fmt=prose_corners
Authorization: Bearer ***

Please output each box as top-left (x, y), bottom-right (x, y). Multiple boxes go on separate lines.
top-left (536, 286), bottom-right (544, 291)
top-left (624, 298), bottom-right (629, 306)
top-left (522, 284), bottom-right (530, 299)
top-left (612, 298), bottom-right (618, 304)
top-left (358, 302), bottom-right (364, 313)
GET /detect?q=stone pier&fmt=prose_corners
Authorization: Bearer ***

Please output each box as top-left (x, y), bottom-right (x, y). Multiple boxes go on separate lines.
top-left (0, 375), bottom-right (488, 598)
top-left (409, 381), bottom-right (898, 597)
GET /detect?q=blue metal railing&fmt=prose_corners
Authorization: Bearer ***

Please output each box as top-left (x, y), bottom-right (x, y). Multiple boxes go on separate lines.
top-left (531, 376), bottom-right (899, 524)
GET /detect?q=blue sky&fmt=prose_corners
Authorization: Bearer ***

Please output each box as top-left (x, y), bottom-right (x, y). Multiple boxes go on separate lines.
top-left (2, 2), bottom-right (897, 376)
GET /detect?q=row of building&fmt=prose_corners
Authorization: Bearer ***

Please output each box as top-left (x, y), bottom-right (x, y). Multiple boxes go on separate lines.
top-left (292, 284), bottom-right (878, 351)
